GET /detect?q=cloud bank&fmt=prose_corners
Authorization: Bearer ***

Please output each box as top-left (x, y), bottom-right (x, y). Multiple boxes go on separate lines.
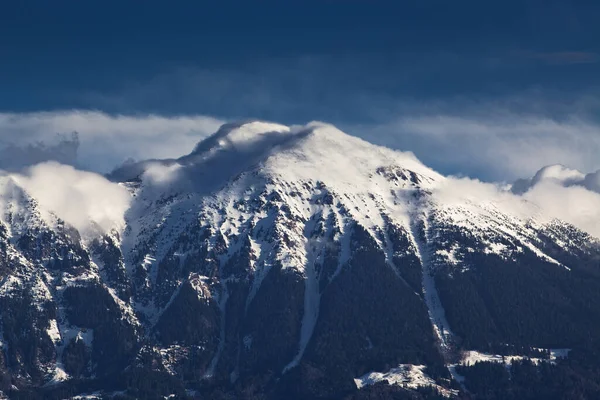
top-left (355, 113), bottom-right (600, 181)
top-left (1, 162), bottom-right (132, 236)
top-left (512, 164), bottom-right (600, 194)
top-left (508, 165), bottom-right (600, 237)
top-left (3, 108), bottom-right (600, 184)
top-left (0, 111), bottom-right (224, 173)
top-left (523, 181), bottom-right (600, 238)
top-left (0, 132), bottom-right (80, 171)
top-left (1, 109), bottom-right (599, 239)
top-left (435, 172), bottom-right (600, 239)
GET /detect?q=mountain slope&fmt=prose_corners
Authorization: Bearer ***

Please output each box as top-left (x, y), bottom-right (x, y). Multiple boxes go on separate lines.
top-left (0, 121), bottom-right (599, 399)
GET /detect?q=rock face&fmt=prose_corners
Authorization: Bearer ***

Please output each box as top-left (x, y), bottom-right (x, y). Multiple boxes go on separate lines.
top-left (0, 121), bottom-right (599, 399)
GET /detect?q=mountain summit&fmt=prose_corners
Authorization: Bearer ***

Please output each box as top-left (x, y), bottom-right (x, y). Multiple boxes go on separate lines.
top-left (1, 121), bottom-right (599, 399)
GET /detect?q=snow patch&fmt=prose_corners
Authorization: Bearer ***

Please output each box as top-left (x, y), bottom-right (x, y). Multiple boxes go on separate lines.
top-left (355, 364), bottom-right (457, 397)
top-left (46, 319), bottom-right (61, 344)
top-left (410, 218), bottom-right (455, 351)
top-left (459, 348), bottom-right (571, 367)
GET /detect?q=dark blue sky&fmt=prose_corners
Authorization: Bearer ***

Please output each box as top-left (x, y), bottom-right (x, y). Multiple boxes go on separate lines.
top-left (1, 0), bottom-right (599, 123)
top-left (1, 1), bottom-right (599, 182)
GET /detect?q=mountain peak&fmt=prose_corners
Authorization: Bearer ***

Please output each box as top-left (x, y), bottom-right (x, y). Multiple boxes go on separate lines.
top-left (110, 120), bottom-right (441, 192)
top-left (188, 120), bottom-right (293, 157)
top-left (3, 121), bottom-right (600, 400)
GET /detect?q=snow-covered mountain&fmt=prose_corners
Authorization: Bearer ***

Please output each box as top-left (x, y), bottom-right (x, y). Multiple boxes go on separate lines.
top-left (1, 121), bottom-right (599, 399)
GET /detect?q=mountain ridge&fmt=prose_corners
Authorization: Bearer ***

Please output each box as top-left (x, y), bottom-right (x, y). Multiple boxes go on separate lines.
top-left (0, 120), bottom-right (599, 399)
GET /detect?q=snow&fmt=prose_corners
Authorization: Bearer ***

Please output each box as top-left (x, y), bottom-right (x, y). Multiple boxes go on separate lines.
top-left (105, 286), bottom-right (141, 328)
top-left (204, 282), bottom-right (229, 378)
top-left (48, 287), bottom-right (95, 387)
top-left (436, 245), bottom-right (461, 266)
top-left (448, 365), bottom-right (465, 385)
top-left (431, 199), bottom-right (571, 271)
top-left (484, 242), bottom-right (509, 256)
top-left (0, 275), bottom-right (23, 297)
top-left (409, 218), bottom-right (455, 351)
top-left (70, 392), bottom-right (104, 399)
top-left (444, 348), bottom-right (572, 389)
top-left (31, 275), bottom-right (54, 310)
top-left (459, 348), bottom-right (571, 367)
top-left (0, 119), bottom-right (596, 392)
top-left (46, 364), bottom-right (70, 386)
top-left (355, 364), bottom-right (458, 397)
top-left (189, 274), bottom-right (211, 301)
top-left (283, 216), bottom-right (325, 373)
top-left (244, 210), bottom-right (280, 308)
top-left (263, 122), bottom-right (443, 194)
top-left (104, 121), bottom-right (596, 351)
top-left (105, 120), bottom-right (593, 381)
top-left (46, 319), bottom-right (62, 343)
top-left (518, 239), bottom-right (569, 270)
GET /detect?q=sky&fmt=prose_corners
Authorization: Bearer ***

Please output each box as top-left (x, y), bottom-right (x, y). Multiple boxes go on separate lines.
top-left (0, 0), bottom-right (599, 181)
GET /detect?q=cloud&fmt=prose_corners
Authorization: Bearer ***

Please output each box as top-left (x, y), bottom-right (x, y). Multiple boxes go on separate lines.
top-left (0, 114), bottom-right (598, 241)
top-left (0, 132), bottom-right (80, 172)
top-left (66, 57), bottom-right (600, 182)
top-left (4, 162), bottom-right (132, 236)
top-left (2, 107), bottom-right (600, 185)
top-left (353, 113), bottom-right (600, 181)
top-left (522, 181), bottom-right (600, 238)
top-left (505, 164), bottom-right (600, 237)
top-left (434, 173), bottom-right (600, 239)
top-left (0, 111), bottom-right (224, 173)
top-left (583, 171), bottom-right (600, 192)
top-left (511, 164), bottom-right (600, 194)
top-left (3, 107), bottom-right (600, 187)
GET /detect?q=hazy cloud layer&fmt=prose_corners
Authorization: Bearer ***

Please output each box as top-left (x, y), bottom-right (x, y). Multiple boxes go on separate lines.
top-left (0, 111), bottom-right (224, 173)
top-left (0, 110), bottom-right (599, 239)
top-left (354, 113), bottom-right (600, 182)
top-left (523, 181), bottom-right (600, 238)
top-left (436, 174), bottom-right (600, 239)
top-left (0, 132), bottom-right (80, 172)
top-left (3, 108), bottom-right (599, 184)
top-left (502, 164), bottom-right (600, 237)
top-left (512, 165), bottom-right (600, 194)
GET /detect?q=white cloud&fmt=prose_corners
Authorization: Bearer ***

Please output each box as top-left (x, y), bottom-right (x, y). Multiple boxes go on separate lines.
top-left (5, 162), bottom-right (132, 236)
top-left (1, 109), bottom-right (599, 239)
top-left (433, 171), bottom-right (600, 239)
top-left (523, 181), bottom-right (600, 237)
top-left (507, 165), bottom-right (600, 237)
top-left (3, 109), bottom-right (599, 185)
top-left (0, 110), bottom-right (224, 173)
top-left (142, 162), bottom-right (183, 186)
top-left (353, 114), bottom-right (600, 181)
top-left (511, 164), bottom-right (600, 194)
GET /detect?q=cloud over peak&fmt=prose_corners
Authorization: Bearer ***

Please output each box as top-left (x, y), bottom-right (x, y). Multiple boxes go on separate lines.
top-left (0, 114), bottom-right (599, 240)
top-left (512, 164), bottom-right (600, 194)
top-left (358, 112), bottom-right (600, 182)
top-left (0, 111), bottom-right (224, 173)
